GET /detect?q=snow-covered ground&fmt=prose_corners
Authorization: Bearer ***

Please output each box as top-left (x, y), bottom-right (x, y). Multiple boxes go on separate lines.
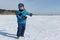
top-left (0, 15), bottom-right (60, 40)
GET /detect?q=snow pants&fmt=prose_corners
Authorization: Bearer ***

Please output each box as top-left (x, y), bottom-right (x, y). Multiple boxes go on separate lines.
top-left (17, 23), bottom-right (26, 37)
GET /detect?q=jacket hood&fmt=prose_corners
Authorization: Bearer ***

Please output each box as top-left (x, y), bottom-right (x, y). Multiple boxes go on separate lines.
top-left (18, 3), bottom-right (24, 9)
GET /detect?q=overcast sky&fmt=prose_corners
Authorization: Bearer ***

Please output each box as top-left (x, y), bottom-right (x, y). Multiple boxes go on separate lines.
top-left (0, 0), bottom-right (60, 13)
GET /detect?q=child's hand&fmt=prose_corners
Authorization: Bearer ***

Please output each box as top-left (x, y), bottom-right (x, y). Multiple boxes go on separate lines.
top-left (22, 16), bottom-right (27, 20)
top-left (19, 13), bottom-right (22, 16)
top-left (30, 13), bottom-right (32, 17)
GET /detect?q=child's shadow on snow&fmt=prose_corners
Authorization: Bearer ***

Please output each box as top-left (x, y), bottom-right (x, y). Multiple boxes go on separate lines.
top-left (0, 30), bottom-right (17, 39)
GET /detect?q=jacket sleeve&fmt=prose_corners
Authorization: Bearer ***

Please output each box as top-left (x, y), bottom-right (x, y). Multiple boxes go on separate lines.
top-left (26, 11), bottom-right (31, 16)
top-left (16, 11), bottom-right (22, 19)
top-left (26, 11), bottom-right (32, 16)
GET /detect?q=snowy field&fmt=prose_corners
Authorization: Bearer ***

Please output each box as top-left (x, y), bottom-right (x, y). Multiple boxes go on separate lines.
top-left (0, 15), bottom-right (60, 40)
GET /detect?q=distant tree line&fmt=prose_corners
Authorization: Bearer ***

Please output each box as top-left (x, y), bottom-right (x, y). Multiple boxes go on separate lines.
top-left (0, 9), bottom-right (17, 15)
top-left (0, 9), bottom-right (60, 15)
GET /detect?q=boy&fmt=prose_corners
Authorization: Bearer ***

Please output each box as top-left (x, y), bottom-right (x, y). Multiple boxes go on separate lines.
top-left (16, 3), bottom-right (32, 39)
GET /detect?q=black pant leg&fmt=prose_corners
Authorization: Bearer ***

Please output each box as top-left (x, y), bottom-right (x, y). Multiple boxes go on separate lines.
top-left (17, 23), bottom-right (22, 37)
top-left (21, 24), bottom-right (26, 36)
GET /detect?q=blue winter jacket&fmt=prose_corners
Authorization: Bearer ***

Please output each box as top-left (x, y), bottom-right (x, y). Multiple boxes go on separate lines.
top-left (16, 9), bottom-right (31, 24)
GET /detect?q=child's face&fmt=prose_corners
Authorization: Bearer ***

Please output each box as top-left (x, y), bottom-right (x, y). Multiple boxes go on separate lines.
top-left (20, 6), bottom-right (24, 10)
